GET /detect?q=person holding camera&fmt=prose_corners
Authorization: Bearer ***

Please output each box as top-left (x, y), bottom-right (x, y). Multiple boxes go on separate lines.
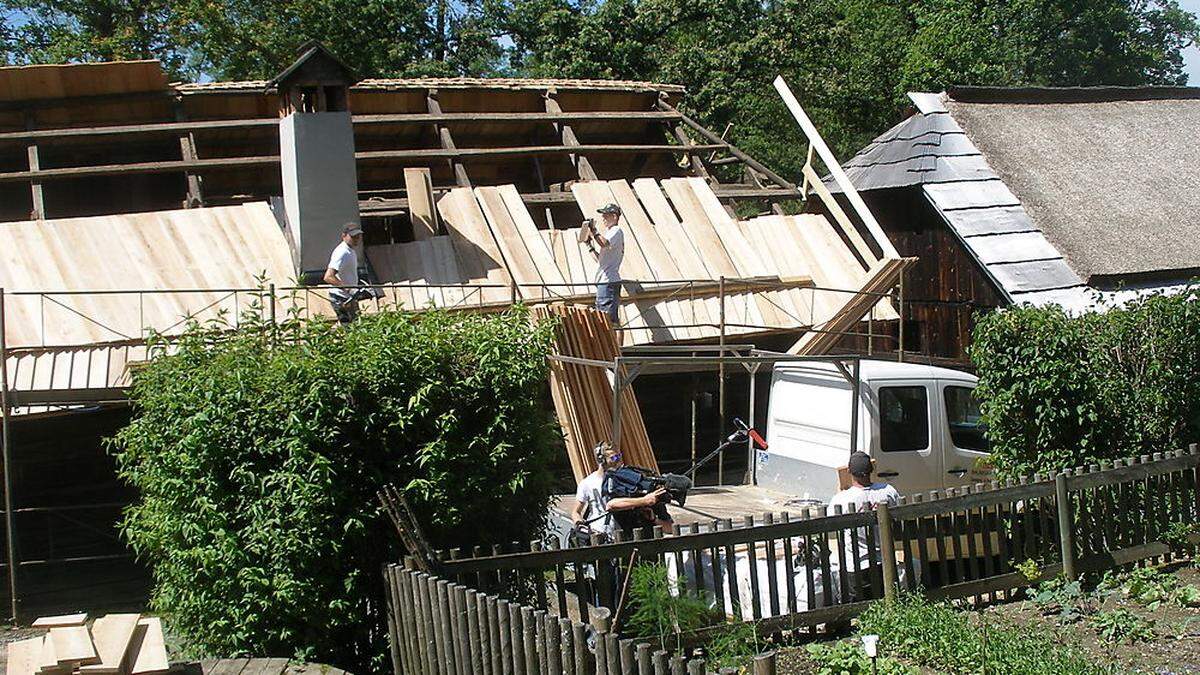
top-left (571, 443), bottom-right (672, 540)
top-left (324, 223), bottom-right (364, 324)
top-left (583, 203), bottom-right (624, 324)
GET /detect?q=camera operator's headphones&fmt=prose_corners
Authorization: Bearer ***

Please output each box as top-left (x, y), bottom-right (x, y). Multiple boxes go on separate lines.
top-left (593, 441), bottom-right (621, 467)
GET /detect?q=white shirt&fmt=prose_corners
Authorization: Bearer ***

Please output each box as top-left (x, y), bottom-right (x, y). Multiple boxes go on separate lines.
top-left (575, 469), bottom-right (613, 534)
top-left (327, 241), bottom-right (359, 300)
top-left (829, 482), bottom-right (900, 570)
top-left (594, 225), bottom-right (624, 284)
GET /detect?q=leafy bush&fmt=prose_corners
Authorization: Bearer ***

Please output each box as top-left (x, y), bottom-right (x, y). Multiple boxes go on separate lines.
top-left (1091, 609), bottom-right (1155, 644)
top-left (111, 305), bottom-right (560, 672)
top-left (1099, 566), bottom-right (1200, 609)
top-left (971, 287), bottom-right (1200, 477)
top-left (805, 640), bottom-right (916, 675)
top-left (1027, 576), bottom-right (1092, 624)
top-left (857, 592), bottom-right (1107, 674)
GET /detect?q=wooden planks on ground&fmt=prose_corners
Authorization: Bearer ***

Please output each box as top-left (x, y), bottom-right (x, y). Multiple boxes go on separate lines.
top-left (403, 168), bottom-right (439, 240)
top-left (128, 619), bottom-right (168, 675)
top-left (533, 304), bottom-right (658, 482)
top-left (32, 615), bottom-right (87, 629)
top-left (7, 638), bottom-right (41, 675)
top-left (47, 627), bottom-right (98, 667)
top-left (79, 614), bottom-right (140, 675)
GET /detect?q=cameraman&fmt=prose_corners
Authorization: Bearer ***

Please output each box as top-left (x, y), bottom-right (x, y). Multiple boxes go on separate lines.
top-left (571, 444), bottom-right (673, 539)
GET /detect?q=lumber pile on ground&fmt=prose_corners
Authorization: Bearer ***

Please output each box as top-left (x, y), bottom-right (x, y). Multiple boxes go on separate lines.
top-left (533, 304), bottom-right (659, 481)
top-left (7, 613), bottom-right (168, 675)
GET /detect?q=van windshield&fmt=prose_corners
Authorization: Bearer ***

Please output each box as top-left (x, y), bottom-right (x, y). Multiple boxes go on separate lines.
top-left (945, 385), bottom-right (989, 452)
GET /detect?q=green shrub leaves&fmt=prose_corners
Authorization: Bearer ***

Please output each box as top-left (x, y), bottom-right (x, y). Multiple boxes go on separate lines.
top-left (111, 306), bottom-right (559, 672)
top-left (970, 287), bottom-right (1200, 478)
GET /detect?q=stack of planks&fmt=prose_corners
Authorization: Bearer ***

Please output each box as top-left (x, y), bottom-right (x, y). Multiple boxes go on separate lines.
top-left (6, 613), bottom-right (168, 675)
top-left (532, 304), bottom-right (659, 482)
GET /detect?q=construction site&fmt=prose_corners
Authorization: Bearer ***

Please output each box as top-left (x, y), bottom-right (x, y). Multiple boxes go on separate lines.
top-left (0, 39), bottom-right (925, 625)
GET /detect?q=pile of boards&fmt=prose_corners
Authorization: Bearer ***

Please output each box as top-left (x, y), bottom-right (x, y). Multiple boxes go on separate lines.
top-left (533, 304), bottom-right (659, 481)
top-left (6, 613), bottom-right (168, 675)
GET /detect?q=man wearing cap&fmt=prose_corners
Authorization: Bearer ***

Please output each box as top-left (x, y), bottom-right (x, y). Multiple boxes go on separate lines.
top-left (830, 451), bottom-right (900, 600)
top-left (323, 223), bottom-right (364, 324)
top-left (585, 203), bottom-right (625, 324)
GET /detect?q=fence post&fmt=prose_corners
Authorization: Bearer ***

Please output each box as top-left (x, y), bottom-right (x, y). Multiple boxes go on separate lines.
top-left (753, 652), bottom-right (776, 675)
top-left (876, 501), bottom-right (898, 603)
top-left (1055, 472), bottom-right (1077, 580)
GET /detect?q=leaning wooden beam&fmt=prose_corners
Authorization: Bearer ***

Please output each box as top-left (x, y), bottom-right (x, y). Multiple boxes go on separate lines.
top-left (787, 258), bottom-right (915, 355)
top-left (426, 89), bottom-right (472, 187)
top-left (544, 90), bottom-right (598, 181)
top-left (0, 112), bottom-right (684, 143)
top-left (774, 76), bottom-right (900, 260)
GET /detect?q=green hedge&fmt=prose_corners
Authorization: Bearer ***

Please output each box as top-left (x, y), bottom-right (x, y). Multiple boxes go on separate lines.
top-left (970, 287), bottom-right (1200, 478)
top-left (111, 306), bottom-right (560, 672)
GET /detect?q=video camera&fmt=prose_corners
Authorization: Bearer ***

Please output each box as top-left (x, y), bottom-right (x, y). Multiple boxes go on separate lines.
top-left (602, 466), bottom-right (692, 533)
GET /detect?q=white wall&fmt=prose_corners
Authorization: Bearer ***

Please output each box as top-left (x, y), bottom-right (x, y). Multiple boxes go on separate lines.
top-left (279, 111), bottom-right (360, 274)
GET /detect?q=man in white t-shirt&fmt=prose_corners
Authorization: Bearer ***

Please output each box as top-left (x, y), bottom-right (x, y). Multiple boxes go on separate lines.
top-left (829, 451), bottom-right (900, 600)
top-left (570, 442), bottom-right (668, 541)
top-left (585, 203), bottom-right (624, 324)
top-left (323, 223), bottom-right (363, 324)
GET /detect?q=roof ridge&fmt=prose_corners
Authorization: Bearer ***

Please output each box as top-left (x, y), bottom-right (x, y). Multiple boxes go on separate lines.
top-left (947, 85), bottom-right (1200, 104)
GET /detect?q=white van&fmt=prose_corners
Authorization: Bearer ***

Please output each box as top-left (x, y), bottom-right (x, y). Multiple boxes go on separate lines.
top-left (757, 359), bottom-right (991, 502)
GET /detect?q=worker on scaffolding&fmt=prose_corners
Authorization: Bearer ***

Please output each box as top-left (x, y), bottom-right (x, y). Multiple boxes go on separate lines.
top-left (324, 223), bottom-right (364, 324)
top-left (583, 203), bottom-right (624, 324)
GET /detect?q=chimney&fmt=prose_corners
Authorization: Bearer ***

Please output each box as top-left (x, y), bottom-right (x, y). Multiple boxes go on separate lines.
top-left (270, 42), bottom-right (360, 279)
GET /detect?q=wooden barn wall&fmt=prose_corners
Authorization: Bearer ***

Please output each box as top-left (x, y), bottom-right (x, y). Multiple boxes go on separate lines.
top-left (825, 188), bottom-right (1006, 362)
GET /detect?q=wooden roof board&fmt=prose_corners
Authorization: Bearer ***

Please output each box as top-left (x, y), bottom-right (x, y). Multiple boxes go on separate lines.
top-left (474, 186), bottom-right (544, 288)
top-left (0, 203), bottom-right (296, 349)
top-left (498, 185), bottom-right (566, 292)
top-left (434, 187), bottom-right (512, 303)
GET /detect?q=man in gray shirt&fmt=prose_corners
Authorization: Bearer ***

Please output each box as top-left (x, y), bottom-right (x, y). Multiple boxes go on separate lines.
top-left (586, 203), bottom-right (624, 324)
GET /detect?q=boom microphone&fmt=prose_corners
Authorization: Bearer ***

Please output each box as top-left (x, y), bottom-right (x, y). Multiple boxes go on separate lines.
top-left (733, 418), bottom-right (769, 450)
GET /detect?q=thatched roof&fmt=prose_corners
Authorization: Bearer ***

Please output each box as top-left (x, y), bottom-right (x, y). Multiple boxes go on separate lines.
top-left (946, 87), bottom-right (1200, 283)
top-left (838, 87), bottom-right (1200, 294)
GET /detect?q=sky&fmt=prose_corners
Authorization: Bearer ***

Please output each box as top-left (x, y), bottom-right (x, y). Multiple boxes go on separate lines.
top-left (1182, 0), bottom-right (1200, 83)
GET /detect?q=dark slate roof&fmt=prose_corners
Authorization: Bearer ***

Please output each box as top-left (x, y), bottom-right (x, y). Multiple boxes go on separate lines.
top-left (833, 87), bottom-right (1200, 310)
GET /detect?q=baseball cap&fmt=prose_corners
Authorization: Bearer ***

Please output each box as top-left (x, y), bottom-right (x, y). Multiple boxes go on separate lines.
top-left (848, 451), bottom-right (873, 477)
top-left (343, 223), bottom-right (363, 237)
top-left (597, 203), bottom-right (621, 215)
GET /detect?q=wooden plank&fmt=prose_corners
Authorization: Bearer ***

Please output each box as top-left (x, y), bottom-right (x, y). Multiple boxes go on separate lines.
top-left (32, 613), bottom-right (87, 628)
top-left (498, 185), bottom-right (566, 294)
top-left (802, 164), bottom-right (876, 268)
top-left (404, 168), bottom-right (440, 240)
top-left (436, 188), bottom-right (513, 303)
top-left (7, 637), bottom-right (42, 675)
top-left (129, 618), bottom-right (169, 675)
top-left (544, 93), bottom-right (597, 181)
top-left (428, 237), bottom-right (468, 307)
top-left (205, 658), bottom-right (250, 675)
top-left (79, 613), bottom-right (140, 675)
top-left (475, 187), bottom-right (543, 287)
top-left (660, 178), bottom-right (737, 277)
top-left (426, 91), bottom-right (471, 188)
top-left (48, 626), bottom-right (98, 666)
top-left (37, 635), bottom-right (64, 675)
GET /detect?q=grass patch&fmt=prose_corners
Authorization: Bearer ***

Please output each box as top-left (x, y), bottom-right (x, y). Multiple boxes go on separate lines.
top-left (856, 592), bottom-right (1111, 674)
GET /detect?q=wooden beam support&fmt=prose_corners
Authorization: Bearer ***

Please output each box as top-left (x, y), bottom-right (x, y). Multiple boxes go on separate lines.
top-left (657, 100), bottom-right (797, 192)
top-left (174, 102), bottom-right (204, 208)
top-left (0, 112), bottom-right (684, 144)
top-left (544, 90), bottom-right (598, 181)
top-left (23, 114), bottom-right (44, 220)
top-left (426, 89), bottom-right (471, 188)
top-left (0, 144), bottom-right (730, 184)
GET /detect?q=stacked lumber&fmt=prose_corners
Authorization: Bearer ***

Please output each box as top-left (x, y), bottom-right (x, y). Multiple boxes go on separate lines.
top-left (533, 304), bottom-right (659, 482)
top-left (7, 613), bottom-right (168, 675)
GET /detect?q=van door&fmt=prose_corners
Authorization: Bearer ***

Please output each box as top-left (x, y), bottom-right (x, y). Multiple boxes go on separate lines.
top-left (870, 383), bottom-right (943, 497)
top-left (940, 383), bottom-right (992, 489)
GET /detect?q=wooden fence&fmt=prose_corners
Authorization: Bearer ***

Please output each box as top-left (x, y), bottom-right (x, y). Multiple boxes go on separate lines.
top-left (385, 448), bottom-right (1200, 673)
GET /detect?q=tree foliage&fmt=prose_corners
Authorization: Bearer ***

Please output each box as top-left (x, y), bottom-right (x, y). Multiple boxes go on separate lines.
top-left (110, 305), bottom-right (560, 672)
top-left (970, 288), bottom-right (1200, 478)
top-left (2, 0), bottom-right (1196, 161)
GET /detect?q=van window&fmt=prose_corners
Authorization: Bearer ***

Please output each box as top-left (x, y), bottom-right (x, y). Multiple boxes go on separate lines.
top-left (879, 386), bottom-right (929, 452)
top-left (945, 386), bottom-right (989, 452)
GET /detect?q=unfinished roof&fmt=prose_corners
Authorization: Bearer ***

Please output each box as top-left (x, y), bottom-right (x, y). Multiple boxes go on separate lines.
top-left (836, 86), bottom-right (1200, 309)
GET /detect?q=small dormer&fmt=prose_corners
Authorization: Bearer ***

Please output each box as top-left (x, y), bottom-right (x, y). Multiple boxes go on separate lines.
top-left (269, 41), bottom-right (357, 117)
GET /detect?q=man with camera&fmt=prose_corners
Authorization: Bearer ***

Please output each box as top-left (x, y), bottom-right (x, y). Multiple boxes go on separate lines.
top-left (582, 203), bottom-right (624, 324)
top-left (570, 443), bottom-right (674, 541)
top-left (324, 223), bottom-right (365, 324)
